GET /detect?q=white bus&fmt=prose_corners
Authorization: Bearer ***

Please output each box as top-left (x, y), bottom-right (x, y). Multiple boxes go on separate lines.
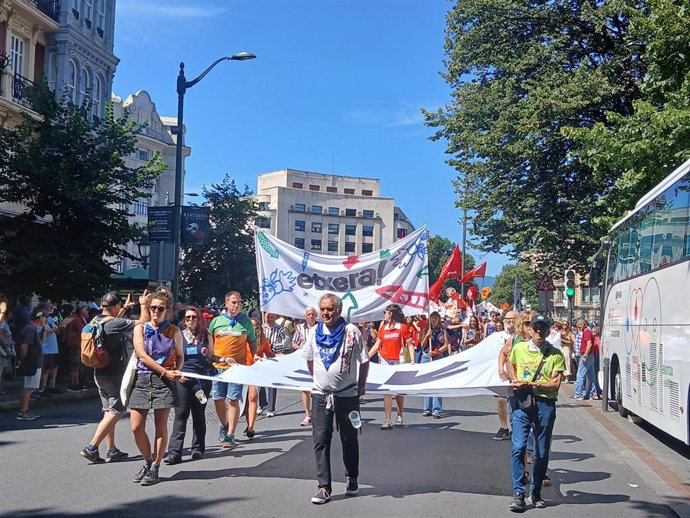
top-left (595, 158), bottom-right (690, 445)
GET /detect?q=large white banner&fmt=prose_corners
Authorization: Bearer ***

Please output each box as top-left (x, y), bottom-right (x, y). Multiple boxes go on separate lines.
top-left (182, 331), bottom-right (512, 398)
top-left (255, 227), bottom-right (430, 321)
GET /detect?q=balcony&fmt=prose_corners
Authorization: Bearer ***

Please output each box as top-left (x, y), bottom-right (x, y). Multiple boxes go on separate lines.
top-left (12, 73), bottom-right (39, 109)
top-left (29, 0), bottom-right (61, 22)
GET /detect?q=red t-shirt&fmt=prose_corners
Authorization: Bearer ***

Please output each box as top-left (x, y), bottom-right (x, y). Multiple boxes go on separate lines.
top-left (579, 328), bottom-right (594, 355)
top-left (378, 322), bottom-right (409, 361)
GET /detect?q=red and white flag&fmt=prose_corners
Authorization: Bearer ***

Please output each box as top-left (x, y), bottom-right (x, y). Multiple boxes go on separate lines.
top-left (429, 245), bottom-right (462, 301)
top-left (460, 261), bottom-right (487, 284)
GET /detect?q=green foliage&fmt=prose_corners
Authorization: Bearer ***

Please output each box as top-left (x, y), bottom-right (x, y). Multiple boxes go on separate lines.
top-left (565, 0), bottom-right (690, 227)
top-left (427, 234), bottom-right (475, 293)
top-left (491, 262), bottom-right (540, 309)
top-left (179, 175), bottom-right (258, 305)
top-left (0, 84), bottom-right (163, 300)
top-left (425, 0), bottom-right (648, 271)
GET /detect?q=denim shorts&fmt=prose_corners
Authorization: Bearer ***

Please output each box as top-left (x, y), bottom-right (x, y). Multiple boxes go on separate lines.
top-left (211, 380), bottom-right (243, 401)
top-left (94, 373), bottom-right (126, 414)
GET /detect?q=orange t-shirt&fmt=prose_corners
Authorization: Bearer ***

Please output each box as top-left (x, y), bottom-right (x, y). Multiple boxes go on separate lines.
top-left (246, 336), bottom-right (272, 366)
top-left (378, 322), bottom-right (409, 361)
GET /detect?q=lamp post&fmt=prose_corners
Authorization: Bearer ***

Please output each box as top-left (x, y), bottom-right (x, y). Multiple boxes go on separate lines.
top-left (171, 52), bottom-right (256, 301)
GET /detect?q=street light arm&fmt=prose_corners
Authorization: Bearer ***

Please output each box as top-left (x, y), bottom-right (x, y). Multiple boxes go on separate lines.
top-left (184, 56), bottom-right (231, 91)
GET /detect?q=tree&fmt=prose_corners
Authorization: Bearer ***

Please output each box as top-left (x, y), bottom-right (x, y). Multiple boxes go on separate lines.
top-left (0, 84), bottom-right (162, 300)
top-left (564, 0), bottom-right (690, 229)
top-left (179, 175), bottom-right (258, 305)
top-left (427, 234), bottom-right (475, 295)
top-left (425, 0), bottom-right (648, 271)
top-left (491, 263), bottom-right (540, 310)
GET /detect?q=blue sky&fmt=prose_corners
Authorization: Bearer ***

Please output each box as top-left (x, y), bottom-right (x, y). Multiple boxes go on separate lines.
top-left (113, 0), bottom-right (511, 276)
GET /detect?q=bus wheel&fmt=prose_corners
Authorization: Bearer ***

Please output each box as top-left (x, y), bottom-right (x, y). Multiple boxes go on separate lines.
top-left (614, 370), bottom-right (629, 418)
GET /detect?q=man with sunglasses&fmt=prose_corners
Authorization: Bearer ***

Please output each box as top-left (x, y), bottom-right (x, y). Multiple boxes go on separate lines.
top-left (507, 314), bottom-right (565, 512)
top-left (80, 290), bottom-right (149, 464)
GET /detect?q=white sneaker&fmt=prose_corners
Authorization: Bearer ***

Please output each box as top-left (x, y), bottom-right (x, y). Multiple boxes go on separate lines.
top-left (395, 415), bottom-right (404, 426)
top-left (266, 411), bottom-right (275, 418)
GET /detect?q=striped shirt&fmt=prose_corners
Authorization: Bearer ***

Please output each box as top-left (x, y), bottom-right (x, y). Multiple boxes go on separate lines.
top-left (264, 322), bottom-right (293, 354)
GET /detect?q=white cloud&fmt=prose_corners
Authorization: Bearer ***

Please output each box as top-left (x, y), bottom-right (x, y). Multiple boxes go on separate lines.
top-left (346, 101), bottom-right (440, 128)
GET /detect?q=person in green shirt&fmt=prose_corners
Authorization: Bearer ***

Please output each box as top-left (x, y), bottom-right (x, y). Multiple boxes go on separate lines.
top-left (507, 314), bottom-right (565, 512)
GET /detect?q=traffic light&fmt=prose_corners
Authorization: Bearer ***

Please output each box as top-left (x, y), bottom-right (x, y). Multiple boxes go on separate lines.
top-left (564, 269), bottom-right (576, 300)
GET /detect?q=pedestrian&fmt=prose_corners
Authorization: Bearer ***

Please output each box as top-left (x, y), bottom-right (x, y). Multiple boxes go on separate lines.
top-left (293, 306), bottom-right (318, 426)
top-left (243, 316), bottom-right (274, 439)
top-left (66, 303), bottom-right (89, 392)
top-left (80, 291), bottom-right (150, 464)
top-left (462, 315), bottom-right (483, 350)
top-left (574, 318), bottom-right (597, 400)
top-left (303, 293), bottom-right (369, 504)
top-left (16, 307), bottom-right (47, 420)
top-left (367, 303), bottom-right (414, 429)
top-left (37, 300), bottom-right (64, 397)
top-left (262, 312), bottom-right (294, 417)
top-left (0, 300), bottom-right (15, 396)
top-left (208, 291), bottom-right (256, 448)
top-left (507, 314), bottom-right (565, 511)
top-left (164, 305), bottom-right (213, 464)
top-left (495, 310), bottom-right (520, 440)
top-left (560, 321), bottom-right (575, 383)
top-left (420, 311), bottom-right (450, 418)
top-left (129, 291), bottom-right (183, 486)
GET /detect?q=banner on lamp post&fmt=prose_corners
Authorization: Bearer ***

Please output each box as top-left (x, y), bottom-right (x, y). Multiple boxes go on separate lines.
top-left (147, 206), bottom-right (174, 242)
top-left (181, 206), bottom-right (210, 245)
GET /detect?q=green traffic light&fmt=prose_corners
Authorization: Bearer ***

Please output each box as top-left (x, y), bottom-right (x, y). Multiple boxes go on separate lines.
top-left (566, 287), bottom-right (575, 297)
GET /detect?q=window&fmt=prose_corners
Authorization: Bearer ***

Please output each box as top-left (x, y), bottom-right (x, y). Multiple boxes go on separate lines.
top-left (79, 67), bottom-right (91, 103)
top-left (581, 287), bottom-right (600, 304)
top-left (328, 223), bottom-right (339, 234)
top-left (344, 188), bottom-right (355, 195)
top-left (295, 220), bottom-right (305, 232)
top-left (47, 53), bottom-right (58, 92)
top-left (292, 182), bottom-right (303, 189)
top-left (328, 207), bottom-right (339, 216)
top-left (328, 241), bottom-right (338, 252)
top-left (294, 203), bottom-right (306, 212)
top-left (362, 209), bottom-right (375, 218)
top-left (309, 184), bottom-right (320, 191)
top-left (312, 205), bottom-right (323, 214)
top-left (255, 217), bottom-right (271, 228)
top-left (133, 198), bottom-right (148, 215)
top-left (71, 0), bottom-right (79, 15)
top-left (67, 60), bottom-right (77, 103)
top-left (295, 238), bottom-right (305, 249)
top-left (362, 189), bottom-right (373, 196)
top-left (362, 225), bottom-right (374, 237)
top-left (92, 75), bottom-right (102, 117)
top-left (96, 0), bottom-right (105, 33)
top-left (258, 201), bottom-right (270, 211)
top-left (84, 0), bottom-right (93, 22)
top-left (345, 242), bottom-right (355, 253)
top-left (397, 228), bottom-right (408, 239)
top-left (311, 222), bottom-right (322, 233)
top-left (327, 187), bottom-right (337, 193)
top-left (362, 243), bottom-right (373, 253)
top-left (138, 149), bottom-right (149, 161)
top-left (311, 239), bottom-right (322, 251)
top-left (345, 225), bottom-right (356, 236)
top-left (345, 208), bottom-right (357, 217)
top-left (10, 35), bottom-right (24, 75)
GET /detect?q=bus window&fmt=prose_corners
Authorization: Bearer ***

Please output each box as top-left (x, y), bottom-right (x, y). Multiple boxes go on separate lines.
top-left (666, 178), bottom-right (690, 261)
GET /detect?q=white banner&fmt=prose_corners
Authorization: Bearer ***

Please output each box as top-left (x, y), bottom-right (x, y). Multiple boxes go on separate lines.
top-left (182, 331), bottom-right (511, 398)
top-left (255, 227), bottom-right (430, 321)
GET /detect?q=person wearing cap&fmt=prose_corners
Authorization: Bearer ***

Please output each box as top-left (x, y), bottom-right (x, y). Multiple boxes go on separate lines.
top-left (507, 314), bottom-right (565, 512)
top-left (66, 303), bottom-right (90, 391)
top-left (16, 307), bottom-right (48, 420)
top-left (303, 293), bottom-right (369, 505)
top-left (80, 290), bottom-right (150, 465)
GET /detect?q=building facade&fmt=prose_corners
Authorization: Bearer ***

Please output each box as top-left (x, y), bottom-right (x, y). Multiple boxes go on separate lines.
top-left (111, 90), bottom-right (190, 282)
top-left (256, 169), bottom-right (415, 255)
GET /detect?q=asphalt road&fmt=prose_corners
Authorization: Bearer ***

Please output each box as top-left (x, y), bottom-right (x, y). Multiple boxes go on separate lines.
top-left (0, 386), bottom-right (687, 518)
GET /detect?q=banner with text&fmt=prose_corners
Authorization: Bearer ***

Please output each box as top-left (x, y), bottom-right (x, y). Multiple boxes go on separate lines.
top-left (255, 227), bottom-right (429, 321)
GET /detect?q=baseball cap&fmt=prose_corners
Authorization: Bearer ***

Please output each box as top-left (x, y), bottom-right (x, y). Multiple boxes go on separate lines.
top-left (530, 314), bottom-right (551, 328)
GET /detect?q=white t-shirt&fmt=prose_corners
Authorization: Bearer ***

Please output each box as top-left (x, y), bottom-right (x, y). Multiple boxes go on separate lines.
top-left (302, 322), bottom-right (368, 397)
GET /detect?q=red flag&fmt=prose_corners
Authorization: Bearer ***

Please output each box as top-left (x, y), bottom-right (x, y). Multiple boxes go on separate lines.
top-left (429, 245), bottom-right (462, 301)
top-left (460, 262), bottom-right (487, 284)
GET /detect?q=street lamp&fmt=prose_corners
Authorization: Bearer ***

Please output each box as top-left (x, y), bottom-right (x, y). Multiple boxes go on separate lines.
top-left (137, 237), bottom-right (151, 269)
top-left (171, 52), bottom-right (255, 301)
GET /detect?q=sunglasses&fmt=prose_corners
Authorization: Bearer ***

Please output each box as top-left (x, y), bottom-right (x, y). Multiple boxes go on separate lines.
top-left (184, 315), bottom-right (197, 320)
top-left (150, 305), bottom-right (167, 313)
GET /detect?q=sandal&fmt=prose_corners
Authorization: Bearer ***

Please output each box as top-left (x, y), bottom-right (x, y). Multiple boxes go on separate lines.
top-left (543, 475), bottom-right (551, 486)
top-left (422, 411), bottom-right (432, 417)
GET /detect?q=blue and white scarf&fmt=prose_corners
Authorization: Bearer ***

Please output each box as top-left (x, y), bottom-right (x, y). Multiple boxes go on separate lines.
top-left (315, 318), bottom-right (346, 370)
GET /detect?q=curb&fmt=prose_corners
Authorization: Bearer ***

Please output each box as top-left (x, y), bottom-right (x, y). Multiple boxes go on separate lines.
top-left (0, 388), bottom-right (99, 413)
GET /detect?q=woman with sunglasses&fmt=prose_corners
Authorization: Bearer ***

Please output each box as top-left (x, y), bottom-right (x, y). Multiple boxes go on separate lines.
top-left (560, 321), bottom-right (575, 383)
top-left (163, 306), bottom-right (213, 465)
top-left (129, 291), bottom-right (184, 486)
top-left (462, 315), bottom-right (483, 350)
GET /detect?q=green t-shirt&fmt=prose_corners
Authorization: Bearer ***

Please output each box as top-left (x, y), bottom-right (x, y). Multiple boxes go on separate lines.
top-left (509, 340), bottom-right (565, 399)
top-left (208, 312), bottom-right (256, 366)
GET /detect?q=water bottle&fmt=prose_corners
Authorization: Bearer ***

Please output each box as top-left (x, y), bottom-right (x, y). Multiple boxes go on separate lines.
top-left (348, 410), bottom-right (362, 429)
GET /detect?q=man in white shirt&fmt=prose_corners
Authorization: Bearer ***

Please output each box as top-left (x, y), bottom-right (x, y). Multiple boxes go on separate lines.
top-left (303, 293), bottom-right (369, 505)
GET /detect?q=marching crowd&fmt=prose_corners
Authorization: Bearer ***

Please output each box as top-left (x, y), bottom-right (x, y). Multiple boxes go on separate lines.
top-left (0, 287), bottom-right (602, 510)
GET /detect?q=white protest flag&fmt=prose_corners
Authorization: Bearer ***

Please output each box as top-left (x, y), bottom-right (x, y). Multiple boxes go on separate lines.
top-left (182, 332), bottom-right (511, 398)
top-left (255, 227), bottom-right (430, 321)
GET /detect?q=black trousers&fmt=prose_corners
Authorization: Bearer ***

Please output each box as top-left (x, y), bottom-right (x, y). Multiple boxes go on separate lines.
top-left (168, 378), bottom-right (210, 457)
top-left (311, 393), bottom-right (360, 492)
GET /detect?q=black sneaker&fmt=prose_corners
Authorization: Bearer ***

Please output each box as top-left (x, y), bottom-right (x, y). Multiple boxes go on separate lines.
top-left (133, 463), bottom-right (150, 483)
top-left (140, 464), bottom-right (160, 486)
top-left (80, 447), bottom-right (105, 464)
top-left (47, 387), bottom-right (63, 395)
top-left (163, 453), bottom-right (182, 465)
top-left (345, 477), bottom-right (359, 496)
top-left (311, 487), bottom-right (331, 504)
top-left (493, 427), bottom-right (511, 440)
top-left (509, 492), bottom-right (526, 512)
top-left (191, 451), bottom-right (204, 460)
top-left (67, 385), bottom-right (82, 393)
top-left (106, 448), bottom-right (129, 463)
top-left (531, 491), bottom-right (546, 508)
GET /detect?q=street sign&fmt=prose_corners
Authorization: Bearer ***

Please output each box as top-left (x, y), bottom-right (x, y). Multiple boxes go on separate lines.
top-left (537, 274), bottom-right (556, 291)
top-left (148, 206), bottom-right (175, 241)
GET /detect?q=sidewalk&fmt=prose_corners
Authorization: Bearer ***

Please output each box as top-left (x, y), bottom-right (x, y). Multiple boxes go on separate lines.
top-left (0, 376), bottom-right (98, 412)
